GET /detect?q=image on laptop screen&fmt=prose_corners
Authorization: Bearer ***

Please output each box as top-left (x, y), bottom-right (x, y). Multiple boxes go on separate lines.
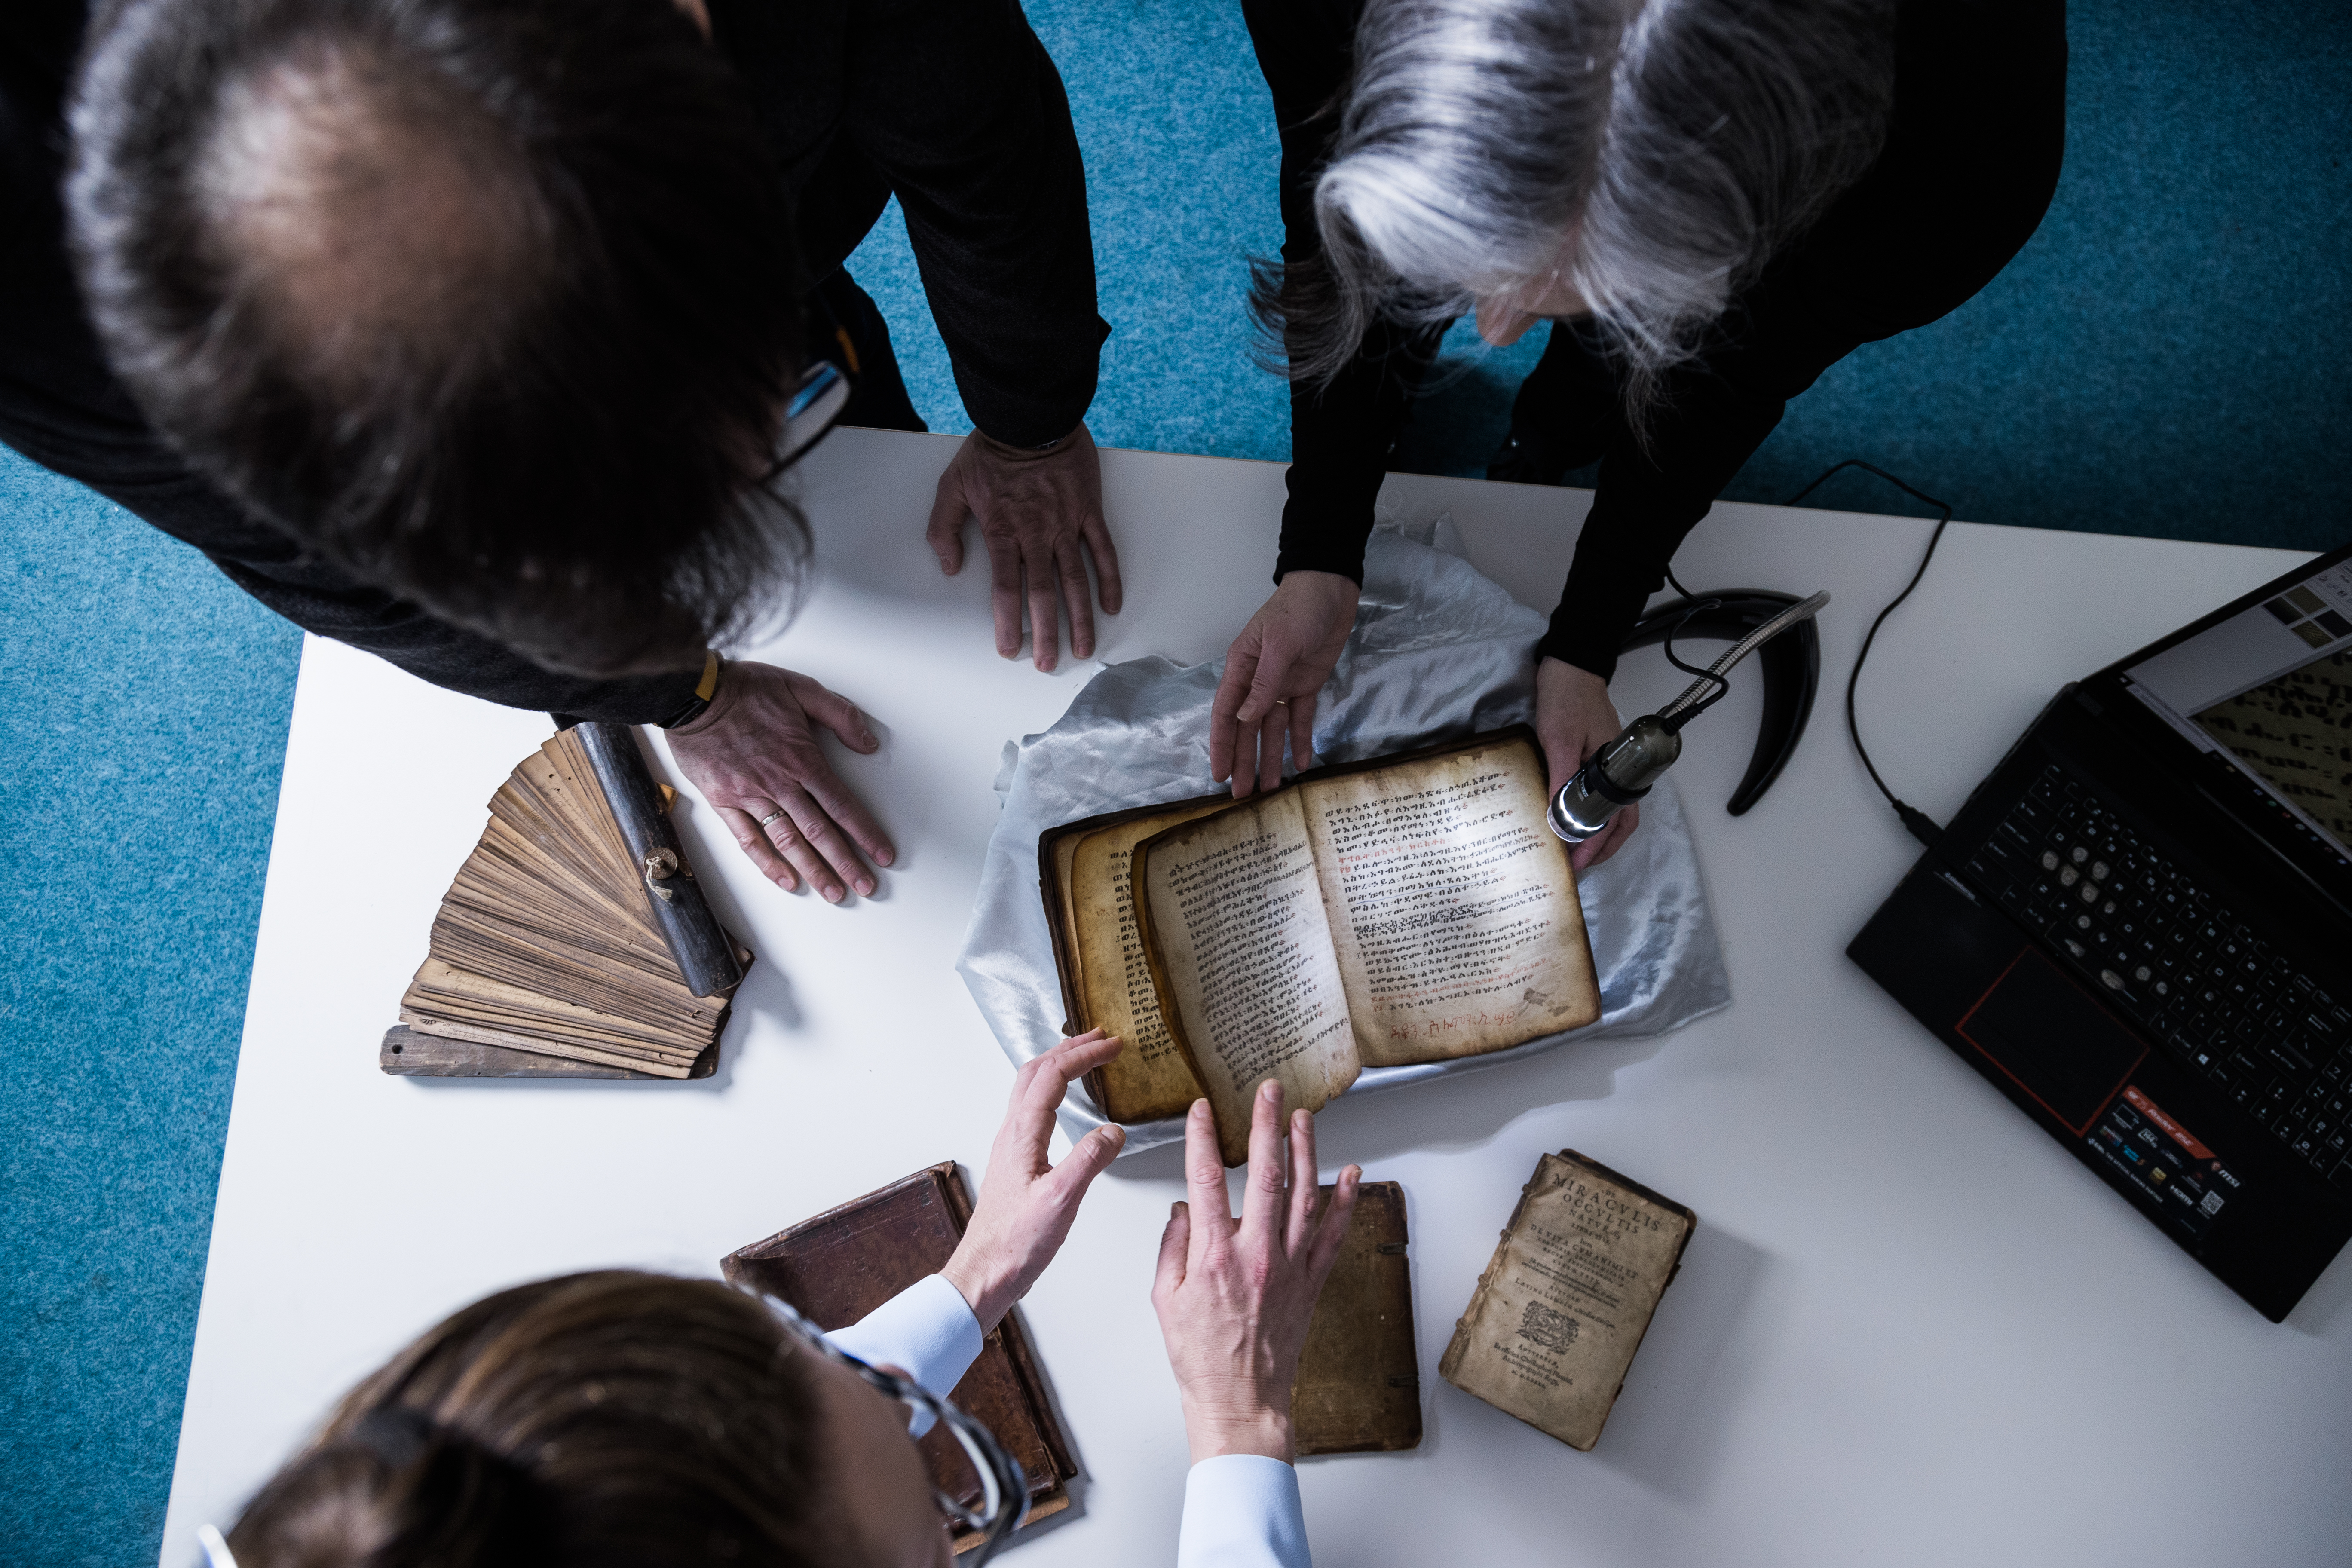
top-left (2120, 561), bottom-right (2352, 856)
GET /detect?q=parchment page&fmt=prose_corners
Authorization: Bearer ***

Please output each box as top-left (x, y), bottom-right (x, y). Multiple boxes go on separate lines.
top-left (1068, 801), bottom-right (1230, 1121)
top-left (1050, 833), bottom-right (1087, 1026)
top-left (1437, 1153), bottom-right (1692, 1451)
top-left (1299, 735), bottom-right (1599, 1067)
top-left (1139, 792), bottom-right (1362, 1164)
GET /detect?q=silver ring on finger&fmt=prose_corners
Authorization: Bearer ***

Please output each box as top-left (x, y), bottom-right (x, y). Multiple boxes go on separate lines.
top-left (756, 808), bottom-right (786, 828)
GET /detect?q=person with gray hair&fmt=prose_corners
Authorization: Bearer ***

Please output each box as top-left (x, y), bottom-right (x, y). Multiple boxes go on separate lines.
top-left (1210, 0), bottom-right (2065, 866)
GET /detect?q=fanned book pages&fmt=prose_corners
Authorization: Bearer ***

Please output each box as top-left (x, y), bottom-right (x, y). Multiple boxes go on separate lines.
top-left (1439, 1150), bottom-right (1695, 1452)
top-left (1039, 727), bottom-right (1600, 1163)
top-left (390, 725), bottom-right (747, 1080)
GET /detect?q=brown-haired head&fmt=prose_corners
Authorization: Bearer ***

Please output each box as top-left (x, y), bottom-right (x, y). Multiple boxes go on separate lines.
top-left (70, 0), bottom-right (812, 680)
top-left (224, 1271), bottom-right (830, 1568)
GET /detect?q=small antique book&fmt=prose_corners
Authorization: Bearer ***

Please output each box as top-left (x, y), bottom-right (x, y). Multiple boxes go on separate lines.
top-left (389, 724), bottom-right (746, 1079)
top-left (721, 1164), bottom-right (1079, 1553)
top-left (1293, 1180), bottom-right (1422, 1456)
top-left (1039, 727), bottom-right (1601, 1163)
top-left (1439, 1150), bottom-right (1696, 1452)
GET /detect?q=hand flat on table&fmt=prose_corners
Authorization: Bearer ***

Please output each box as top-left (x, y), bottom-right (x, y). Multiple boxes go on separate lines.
top-left (665, 659), bottom-right (894, 903)
top-left (926, 425), bottom-right (1123, 674)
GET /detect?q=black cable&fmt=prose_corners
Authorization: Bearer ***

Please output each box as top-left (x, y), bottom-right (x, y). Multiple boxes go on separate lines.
top-left (1781, 459), bottom-right (1951, 848)
top-left (1658, 597), bottom-right (1731, 726)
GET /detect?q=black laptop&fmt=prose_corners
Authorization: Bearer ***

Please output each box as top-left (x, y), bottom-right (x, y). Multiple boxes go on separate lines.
top-left (1851, 543), bottom-right (2352, 1320)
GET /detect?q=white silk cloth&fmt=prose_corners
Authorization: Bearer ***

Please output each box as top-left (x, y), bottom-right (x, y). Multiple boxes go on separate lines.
top-left (955, 516), bottom-right (1733, 1157)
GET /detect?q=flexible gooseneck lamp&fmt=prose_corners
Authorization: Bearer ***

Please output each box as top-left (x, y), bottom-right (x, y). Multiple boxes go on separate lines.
top-left (1549, 590), bottom-right (1832, 846)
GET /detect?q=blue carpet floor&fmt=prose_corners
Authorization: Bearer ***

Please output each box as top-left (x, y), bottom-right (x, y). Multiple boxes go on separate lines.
top-left (3, 2), bottom-right (2346, 1562)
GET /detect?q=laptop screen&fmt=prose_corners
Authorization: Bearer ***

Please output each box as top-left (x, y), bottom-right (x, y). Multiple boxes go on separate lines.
top-left (2120, 559), bottom-right (2352, 857)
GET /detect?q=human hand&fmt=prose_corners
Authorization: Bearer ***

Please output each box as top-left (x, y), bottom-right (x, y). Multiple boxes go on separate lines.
top-left (1536, 655), bottom-right (1638, 871)
top-left (665, 659), bottom-right (893, 902)
top-left (939, 1029), bottom-right (1128, 1332)
top-left (1209, 571), bottom-right (1360, 799)
top-left (925, 425), bottom-right (1123, 673)
top-left (1151, 1084), bottom-right (1360, 1464)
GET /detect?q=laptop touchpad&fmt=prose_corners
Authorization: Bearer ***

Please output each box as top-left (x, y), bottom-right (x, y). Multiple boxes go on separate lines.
top-left (1956, 948), bottom-right (2147, 1134)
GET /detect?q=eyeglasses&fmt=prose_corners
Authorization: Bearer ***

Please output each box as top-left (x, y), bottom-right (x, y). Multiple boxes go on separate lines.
top-left (193, 1290), bottom-right (1031, 1568)
top-left (768, 356), bottom-right (853, 478)
top-left (757, 1291), bottom-right (1031, 1564)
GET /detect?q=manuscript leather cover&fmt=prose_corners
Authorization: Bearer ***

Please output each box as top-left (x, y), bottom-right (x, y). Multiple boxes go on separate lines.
top-left (1294, 1180), bottom-right (1422, 1455)
top-left (719, 1163), bottom-right (1077, 1550)
top-left (1439, 1150), bottom-right (1694, 1452)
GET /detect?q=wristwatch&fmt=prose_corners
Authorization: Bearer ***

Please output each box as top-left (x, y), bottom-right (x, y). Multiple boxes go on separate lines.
top-left (659, 650), bottom-right (723, 729)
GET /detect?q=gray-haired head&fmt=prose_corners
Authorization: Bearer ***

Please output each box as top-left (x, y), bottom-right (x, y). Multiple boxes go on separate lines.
top-left (1259, 0), bottom-right (1895, 422)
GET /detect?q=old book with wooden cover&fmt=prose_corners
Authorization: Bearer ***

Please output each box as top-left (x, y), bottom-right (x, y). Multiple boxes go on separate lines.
top-left (720, 1164), bottom-right (1078, 1553)
top-left (390, 724), bottom-right (746, 1080)
top-left (1293, 1179), bottom-right (1421, 1456)
top-left (1039, 727), bottom-right (1601, 1163)
top-left (1439, 1150), bottom-right (1695, 1452)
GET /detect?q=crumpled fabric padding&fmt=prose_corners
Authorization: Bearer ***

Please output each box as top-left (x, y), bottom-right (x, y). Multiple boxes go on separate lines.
top-left (955, 514), bottom-right (1732, 1156)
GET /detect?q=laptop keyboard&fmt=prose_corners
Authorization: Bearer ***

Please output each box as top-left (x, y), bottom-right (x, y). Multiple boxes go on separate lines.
top-left (1967, 764), bottom-right (2352, 1194)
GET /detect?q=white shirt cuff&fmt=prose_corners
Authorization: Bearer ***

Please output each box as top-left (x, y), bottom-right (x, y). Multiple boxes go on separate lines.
top-left (1179, 1454), bottom-right (1311, 1568)
top-left (823, 1273), bottom-right (984, 1437)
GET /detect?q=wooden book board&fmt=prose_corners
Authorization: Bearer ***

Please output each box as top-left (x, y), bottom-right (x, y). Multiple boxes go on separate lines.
top-left (721, 1164), bottom-right (1080, 1553)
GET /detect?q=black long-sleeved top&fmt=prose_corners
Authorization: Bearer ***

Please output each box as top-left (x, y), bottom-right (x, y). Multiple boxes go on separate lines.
top-left (0, 0), bottom-right (1106, 723)
top-left (1243, 0), bottom-right (2067, 681)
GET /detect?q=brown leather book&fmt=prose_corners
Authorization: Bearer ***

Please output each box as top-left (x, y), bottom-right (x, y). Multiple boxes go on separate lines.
top-left (387, 724), bottom-right (747, 1079)
top-left (1038, 726), bottom-right (1600, 1162)
top-left (720, 1164), bottom-right (1078, 1553)
top-left (1439, 1150), bottom-right (1695, 1452)
top-left (1294, 1180), bottom-right (1422, 1455)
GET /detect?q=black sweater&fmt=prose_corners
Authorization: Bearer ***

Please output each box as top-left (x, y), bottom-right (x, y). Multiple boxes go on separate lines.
top-left (0, 0), bottom-right (1105, 723)
top-left (1242, 0), bottom-right (2067, 680)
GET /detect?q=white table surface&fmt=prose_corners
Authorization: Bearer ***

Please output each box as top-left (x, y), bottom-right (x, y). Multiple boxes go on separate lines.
top-left (164, 428), bottom-right (2352, 1567)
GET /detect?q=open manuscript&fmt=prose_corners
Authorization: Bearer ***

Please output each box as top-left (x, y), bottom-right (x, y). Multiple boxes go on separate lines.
top-left (1041, 729), bottom-right (1600, 1163)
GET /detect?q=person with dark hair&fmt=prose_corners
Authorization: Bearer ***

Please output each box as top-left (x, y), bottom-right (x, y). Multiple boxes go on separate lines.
top-left (194, 1032), bottom-right (1364, 1568)
top-left (2, 0), bottom-right (1120, 903)
top-left (1210, 0), bottom-right (2065, 867)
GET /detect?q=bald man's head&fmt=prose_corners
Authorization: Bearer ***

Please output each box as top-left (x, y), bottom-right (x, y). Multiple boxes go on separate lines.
top-left (196, 40), bottom-right (547, 398)
top-left (70, 0), bottom-right (808, 678)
